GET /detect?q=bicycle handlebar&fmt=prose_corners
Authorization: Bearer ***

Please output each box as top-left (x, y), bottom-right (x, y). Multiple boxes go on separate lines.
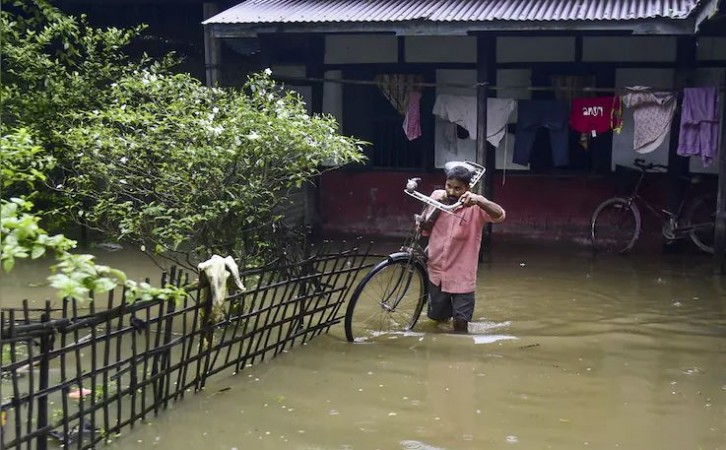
top-left (404, 184), bottom-right (463, 214)
top-left (634, 158), bottom-right (668, 172)
top-left (403, 161), bottom-right (486, 216)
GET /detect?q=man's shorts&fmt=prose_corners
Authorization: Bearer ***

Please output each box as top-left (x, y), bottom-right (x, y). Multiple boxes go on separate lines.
top-left (427, 282), bottom-right (475, 322)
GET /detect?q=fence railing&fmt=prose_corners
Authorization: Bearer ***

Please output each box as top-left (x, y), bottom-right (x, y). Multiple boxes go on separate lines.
top-left (0, 240), bottom-right (376, 450)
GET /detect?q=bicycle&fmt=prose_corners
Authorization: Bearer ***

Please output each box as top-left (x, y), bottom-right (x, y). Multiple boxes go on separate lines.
top-left (590, 158), bottom-right (716, 254)
top-left (343, 162), bottom-right (486, 342)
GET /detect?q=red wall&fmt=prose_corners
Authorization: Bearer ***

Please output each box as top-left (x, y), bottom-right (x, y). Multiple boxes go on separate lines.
top-left (319, 169), bottom-right (670, 244)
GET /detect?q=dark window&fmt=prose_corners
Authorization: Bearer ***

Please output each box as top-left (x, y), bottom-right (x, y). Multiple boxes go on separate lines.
top-left (342, 69), bottom-right (434, 170)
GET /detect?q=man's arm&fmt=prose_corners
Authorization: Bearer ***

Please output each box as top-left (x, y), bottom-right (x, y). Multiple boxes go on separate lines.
top-left (415, 189), bottom-right (447, 232)
top-left (460, 192), bottom-right (505, 223)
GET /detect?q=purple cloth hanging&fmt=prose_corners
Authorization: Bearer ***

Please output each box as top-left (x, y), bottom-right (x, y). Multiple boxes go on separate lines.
top-left (677, 86), bottom-right (720, 166)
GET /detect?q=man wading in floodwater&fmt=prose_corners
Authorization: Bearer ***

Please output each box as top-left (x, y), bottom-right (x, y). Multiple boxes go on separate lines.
top-left (419, 162), bottom-right (505, 333)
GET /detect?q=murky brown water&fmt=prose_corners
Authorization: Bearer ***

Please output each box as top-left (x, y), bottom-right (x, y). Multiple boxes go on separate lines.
top-left (3, 242), bottom-right (726, 449)
top-left (0, 244), bottom-right (169, 311)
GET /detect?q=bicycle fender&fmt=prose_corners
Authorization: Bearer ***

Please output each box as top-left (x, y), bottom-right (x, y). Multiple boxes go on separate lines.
top-left (386, 252), bottom-right (418, 264)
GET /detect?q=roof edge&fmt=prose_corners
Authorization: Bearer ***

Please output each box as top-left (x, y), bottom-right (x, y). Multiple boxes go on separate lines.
top-left (207, 17), bottom-right (697, 38)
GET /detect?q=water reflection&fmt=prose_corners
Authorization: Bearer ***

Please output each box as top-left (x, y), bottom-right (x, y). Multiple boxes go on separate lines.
top-left (3, 243), bottom-right (726, 449)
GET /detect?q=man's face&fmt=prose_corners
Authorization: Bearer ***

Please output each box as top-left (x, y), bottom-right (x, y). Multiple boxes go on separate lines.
top-left (445, 178), bottom-right (468, 201)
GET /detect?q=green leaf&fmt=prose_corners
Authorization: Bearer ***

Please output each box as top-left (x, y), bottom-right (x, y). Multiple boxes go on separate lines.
top-left (3, 258), bottom-right (15, 272)
top-left (92, 277), bottom-right (117, 293)
top-left (31, 245), bottom-right (46, 259)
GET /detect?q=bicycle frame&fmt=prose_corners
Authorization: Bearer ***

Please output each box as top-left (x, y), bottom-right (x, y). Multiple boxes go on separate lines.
top-left (621, 163), bottom-right (701, 239)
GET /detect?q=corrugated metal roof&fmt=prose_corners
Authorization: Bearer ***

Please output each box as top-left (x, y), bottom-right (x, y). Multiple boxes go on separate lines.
top-left (204, 0), bottom-right (703, 25)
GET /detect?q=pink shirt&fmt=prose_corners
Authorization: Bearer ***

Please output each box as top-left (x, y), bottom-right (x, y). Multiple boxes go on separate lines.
top-left (426, 189), bottom-right (500, 294)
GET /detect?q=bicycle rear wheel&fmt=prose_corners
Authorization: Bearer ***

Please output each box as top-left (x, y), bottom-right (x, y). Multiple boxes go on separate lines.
top-left (344, 254), bottom-right (427, 343)
top-left (684, 193), bottom-right (716, 254)
top-left (590, 197), bottom-right (641, 253)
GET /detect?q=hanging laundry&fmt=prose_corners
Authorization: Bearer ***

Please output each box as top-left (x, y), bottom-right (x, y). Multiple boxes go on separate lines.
top-left (622, 86), bottom-right (676, 154)
top-left (611, 96), bottom-right (624, 134)
top-left (433, 94), bottom-right (476, 139)
top-left (375, 74), bottom-right (422, 114)
top-left (570, 96), bottom-right (623, 137)
top-left (677, 86), bottom-right (719, 166)
top-left (432, 95), bottom-right (516, 147)
top-left (488, 98), bottom-right (517, 147)
top-left (570, 96), bottom-right (623, 150)
top-left (402, 91), bottom-right (422, 141)
top-left (442, 121), bottom-right (459, 154)
top-left (513, 100), bottom-right (570, 167)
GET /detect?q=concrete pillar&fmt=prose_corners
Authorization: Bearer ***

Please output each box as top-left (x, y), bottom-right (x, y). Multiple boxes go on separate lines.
top-left (476, 34), bottom-right (497, 256)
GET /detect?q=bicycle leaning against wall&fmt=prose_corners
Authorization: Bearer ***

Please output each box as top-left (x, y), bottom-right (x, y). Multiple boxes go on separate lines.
top-left (590, 158), bottom-right (716, 254)
top-left (344, 162), bottom-right (486, 342)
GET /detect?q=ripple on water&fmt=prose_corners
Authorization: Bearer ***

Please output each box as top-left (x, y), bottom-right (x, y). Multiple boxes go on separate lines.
top-left (400, 440), bottom-right (446, 450)
top-left (472, 334), bottom-right (518, 344)
top-left (469, 320), bottom-right (512, 333)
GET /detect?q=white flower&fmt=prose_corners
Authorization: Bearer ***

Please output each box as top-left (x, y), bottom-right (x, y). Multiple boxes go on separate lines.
top-left (212, 107), bottom-right (219, 114)
top-left (246, 131), bottom-right (260, 140)
top-left (208, 125), bottom-right (224, 135)
top-left (120, 157), bottom-right (128, 164)
top-left (264, 68), bottom-right (272, 75)
top-left (120, 104), bottom-right (126, 111)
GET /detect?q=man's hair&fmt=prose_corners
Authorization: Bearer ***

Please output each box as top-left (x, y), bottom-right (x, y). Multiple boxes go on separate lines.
top-left (444, 162), bottom-right (474, 185)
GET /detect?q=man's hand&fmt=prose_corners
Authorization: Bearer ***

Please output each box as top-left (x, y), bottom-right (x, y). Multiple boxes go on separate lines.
top-left (459, 191), bottom-right (506, 222)
top-left (459, 191), bottom-right (483, 207)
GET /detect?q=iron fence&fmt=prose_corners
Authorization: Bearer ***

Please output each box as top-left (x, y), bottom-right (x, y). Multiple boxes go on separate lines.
top-left (0, 240), bottom-right (375, 450)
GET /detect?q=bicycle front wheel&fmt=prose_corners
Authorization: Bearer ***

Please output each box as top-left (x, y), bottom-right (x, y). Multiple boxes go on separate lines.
top-left (344, 255), bottom-right (427, 343)
top-left (685, 193), bottom-right (716, 254)
top-left (590, 197), bottom-right (641, 253)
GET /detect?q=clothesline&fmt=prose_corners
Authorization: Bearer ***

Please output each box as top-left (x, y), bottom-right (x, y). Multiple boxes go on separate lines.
top-left (272, 75), bottom-right (726, 94)
top-left (431, 87), bottom-right (719, 168)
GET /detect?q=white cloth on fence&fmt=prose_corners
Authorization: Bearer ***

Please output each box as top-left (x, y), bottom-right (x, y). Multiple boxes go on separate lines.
top-left (197, 255), bottom-right (246, 308)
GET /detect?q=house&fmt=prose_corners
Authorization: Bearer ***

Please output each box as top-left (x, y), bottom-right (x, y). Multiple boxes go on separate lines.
top-left (60, 1), bottom-right (726, 266)
top-left (203, 0), bottom-right (726, 261)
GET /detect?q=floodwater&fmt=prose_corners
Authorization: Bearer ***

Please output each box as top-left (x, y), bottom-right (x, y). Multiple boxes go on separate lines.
top-left (0, 244), bottom-right (171, 310)
top-left (3, 241), bottom-right (726, 449)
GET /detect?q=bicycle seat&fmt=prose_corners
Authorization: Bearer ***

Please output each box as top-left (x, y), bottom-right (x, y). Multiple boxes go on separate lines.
top-left (633, 158), bottom-right (667, 172)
